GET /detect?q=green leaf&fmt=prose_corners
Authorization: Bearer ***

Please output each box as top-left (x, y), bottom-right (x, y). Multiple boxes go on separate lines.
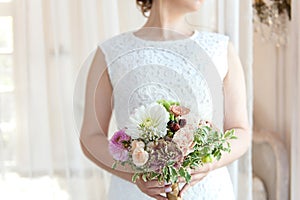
top-left (170, 167), bottom-right (177, 177)
top-left (163, 166), bottom-right (168, 176)
top-left (132, 173), bottom-right (139, 183)
top-left (230, 135), bottom-right (238, 139)
top-left (142, 173), bottom-right (147, 182)
top-left (224, 129), bottom-right (234, 138)
top-left (179, 167), bottom-right (185, 177)
top-left (167, 161), bottom-right (175, 166)
top-left (163, 101), bottom-right (171, 111)
top-left (112, 162), bottom-right (117, 169)
top-left (149, 172), bottom-right (159, 180)
top-left (226, 142), bottom-right (231, 148)
top-left (185, 172), bottom-right (191, 183)
top-left (158, 174), bottom-right (163, 182)
top-left (157, 99), bottom-right (170, 111)
top-left (170, 114), bottom-right (175, 121)
top-left (169, 166), bottom-right (178, 183)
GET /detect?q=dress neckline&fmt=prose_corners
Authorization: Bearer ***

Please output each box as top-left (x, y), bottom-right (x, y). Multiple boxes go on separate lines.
top-left (129, 30), bottom-right (199, 43)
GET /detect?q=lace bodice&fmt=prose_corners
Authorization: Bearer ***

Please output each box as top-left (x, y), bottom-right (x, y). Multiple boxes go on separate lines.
top-left (99, 30), bottom-right (229, 131)
top-left (99, 30), bottom-right (234, 200)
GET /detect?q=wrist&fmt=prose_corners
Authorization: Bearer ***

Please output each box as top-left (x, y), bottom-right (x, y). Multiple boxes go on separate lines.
top-left (206, 162), bottom-right (215, 173)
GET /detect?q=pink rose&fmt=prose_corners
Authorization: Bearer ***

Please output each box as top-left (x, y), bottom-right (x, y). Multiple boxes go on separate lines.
top-left (131, 140), bottom-right (145, 152)
top-left (132, 148), bottom-right (149, 167)
top-left (169, 105), bottom-right (190, 117)
top-left (172, 124), bottom-right (195, 156)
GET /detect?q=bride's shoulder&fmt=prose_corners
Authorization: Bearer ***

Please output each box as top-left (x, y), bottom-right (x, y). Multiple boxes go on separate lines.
top-left (194, 30), bottom-right (229, 58)
top-left (195, 30), bottom-right (229, 44)
top-left (97, 32), bottom-right (134, 62)
top-left (97, 32), bottom-right (132, 49)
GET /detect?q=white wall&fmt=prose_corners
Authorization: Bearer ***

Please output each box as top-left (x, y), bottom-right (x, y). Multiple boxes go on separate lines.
top-left (253, 16), bottom-right (297, 199)
top-left (253, 29), bottom-right (292, 148)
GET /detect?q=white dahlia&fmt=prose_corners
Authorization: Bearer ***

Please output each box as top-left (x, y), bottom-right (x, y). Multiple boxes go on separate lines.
top-left (126, 103), bottom-right (169, 140)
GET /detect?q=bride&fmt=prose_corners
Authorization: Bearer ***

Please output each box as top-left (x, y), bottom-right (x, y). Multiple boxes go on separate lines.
top-left (79, 0), bottom-right (251, 199)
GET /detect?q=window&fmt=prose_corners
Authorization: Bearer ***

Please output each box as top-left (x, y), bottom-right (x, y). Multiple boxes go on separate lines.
top-left (0, 0), bottom-right (15, 170)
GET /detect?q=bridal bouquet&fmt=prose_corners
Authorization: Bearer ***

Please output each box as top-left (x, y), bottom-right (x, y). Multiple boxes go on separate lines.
top-left (109, 100), bottom-right (236, 200)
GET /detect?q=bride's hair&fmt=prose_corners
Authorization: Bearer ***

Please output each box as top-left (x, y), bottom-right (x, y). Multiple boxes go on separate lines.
top-left (136, 0), bottom-right (152, 17)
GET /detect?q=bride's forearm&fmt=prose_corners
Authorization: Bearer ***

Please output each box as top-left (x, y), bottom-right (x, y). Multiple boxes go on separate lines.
top-left (212, 127), bottom-right (251, 170)
top-left (80, 133), bottom-right (135, 183)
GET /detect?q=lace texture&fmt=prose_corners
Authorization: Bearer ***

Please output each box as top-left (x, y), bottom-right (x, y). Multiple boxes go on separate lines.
top-left (99, 30), bottom-right (234, 200)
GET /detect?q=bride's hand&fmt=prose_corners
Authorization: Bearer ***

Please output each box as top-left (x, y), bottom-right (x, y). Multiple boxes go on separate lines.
top-left (178, 163), bottom-right (213, 198)
top-left (136, 178), bottom-right (171, 200)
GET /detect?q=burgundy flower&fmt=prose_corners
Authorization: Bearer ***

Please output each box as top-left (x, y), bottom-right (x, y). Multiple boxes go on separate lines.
top-left (168, 120), bottom-right (180, 132)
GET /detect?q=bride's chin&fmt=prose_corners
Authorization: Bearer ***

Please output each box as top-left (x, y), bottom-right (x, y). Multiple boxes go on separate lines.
top-left (188, 0), bottom-right (203, 11)
top-left (171, 0), bottom-right (203, 13)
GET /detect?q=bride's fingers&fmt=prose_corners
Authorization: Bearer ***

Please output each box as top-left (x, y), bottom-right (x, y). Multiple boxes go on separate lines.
top-left (142, 187), bottom-right (169, 200)
top-left (179, 183), bottom-right (191, 197)
top-left (178, 177), bottom-right (185, 183)
top-left (191, 172), bottom-right (208, 180)
top-left (191, 163), bottom-right (213, 174)
top-left (179, 180), bottom-right (198, 197)
top-left (136, 179), bottom-right (172, 199)
top-left (137, 178), bottom-right (167, 188)
top-left (137, 185), bottom-right (168, 199)
top-left (137, 179), bottom-right (154, 187)
top-left (152, 195), bottom-right (168, 200)
top-left (146, 186), bottom-right (171, 194)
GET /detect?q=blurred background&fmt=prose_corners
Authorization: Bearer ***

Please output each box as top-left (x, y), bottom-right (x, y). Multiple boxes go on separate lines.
top-left (0, 0), bottom-right (298, 199)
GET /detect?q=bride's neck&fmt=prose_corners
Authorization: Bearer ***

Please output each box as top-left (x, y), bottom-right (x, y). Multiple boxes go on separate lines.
top-left (142, 1), bottom-right (193, 36)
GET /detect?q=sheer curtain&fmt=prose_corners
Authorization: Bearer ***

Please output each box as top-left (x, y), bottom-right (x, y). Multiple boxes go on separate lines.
top-left (4, 0), bottom-right (116, 199)
top-left (220, 1), bottom-right (253, 200)
top-left (291, 0), bottom-right (300, 199)
top-left (0, 0), bottom-right (252, 199)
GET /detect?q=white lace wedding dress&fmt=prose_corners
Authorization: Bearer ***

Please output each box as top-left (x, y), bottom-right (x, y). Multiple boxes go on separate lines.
top-left (99, 30), bottom-right (235, 200)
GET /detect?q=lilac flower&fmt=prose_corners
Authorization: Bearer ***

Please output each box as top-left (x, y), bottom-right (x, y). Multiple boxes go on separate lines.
top-left (146, 139), bottom-right (183, 173)
top-left (109, 130), bottom-right (131, 162)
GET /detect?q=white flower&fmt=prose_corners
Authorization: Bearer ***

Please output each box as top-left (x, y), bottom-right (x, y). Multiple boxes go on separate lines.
top-left (126, 103), bottom-right (169, 139)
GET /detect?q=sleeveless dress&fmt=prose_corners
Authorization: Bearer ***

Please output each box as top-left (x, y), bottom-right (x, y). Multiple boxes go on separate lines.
top-left (99, 30), bottom-right (235, 200)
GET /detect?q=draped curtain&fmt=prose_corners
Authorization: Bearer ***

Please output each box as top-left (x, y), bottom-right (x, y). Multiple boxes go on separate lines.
top-left (0, 0), bottom-right (253, 199)
top-left (290, 0), bottom-right (300, 199)
top-left (219, 2), bottom-right (253, 200)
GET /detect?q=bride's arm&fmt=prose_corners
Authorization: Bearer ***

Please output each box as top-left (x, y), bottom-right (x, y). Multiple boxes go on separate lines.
top-left (80, 47), bottom-right (169, 200)
top-left (179, 42), bottom-right (251, 196)
top-left (214, 41), bottom-right (251, 168)
top-left (79, 47), bottom-right (133, 181)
